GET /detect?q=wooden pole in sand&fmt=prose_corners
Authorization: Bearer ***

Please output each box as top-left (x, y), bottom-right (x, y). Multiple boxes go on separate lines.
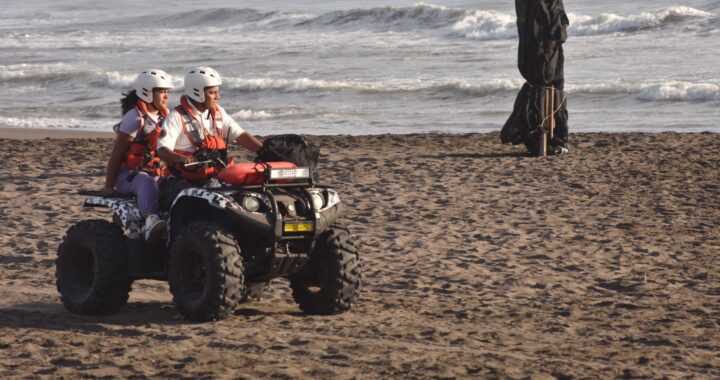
top-left (550, 87), bottom-right (555, 140)
top-left (540, 88), bottom-right (548, 157)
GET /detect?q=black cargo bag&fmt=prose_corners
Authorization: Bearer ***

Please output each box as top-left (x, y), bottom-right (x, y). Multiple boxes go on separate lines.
top-left (256, 134), bottom-right (320, 182)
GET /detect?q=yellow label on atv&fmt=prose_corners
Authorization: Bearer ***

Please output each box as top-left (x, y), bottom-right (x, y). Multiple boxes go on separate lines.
top-left (284, 222), bottom-right (314, 233)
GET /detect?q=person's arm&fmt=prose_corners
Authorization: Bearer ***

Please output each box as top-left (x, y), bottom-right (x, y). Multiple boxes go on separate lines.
top-left (218, 105), bottom-right (262, 153)
top-left (157, 110), bottom-right (195, 166)
top-left (157, 147), bottom-right (194, 165)
top-left (102, 132), bottom-right (133, 194)
top-left (235, 132), bottom-right (263, 153)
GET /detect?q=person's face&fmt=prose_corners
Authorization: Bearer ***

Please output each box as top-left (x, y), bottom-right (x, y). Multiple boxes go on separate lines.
top-left (152, 88), bottom-right (170, 110)
top-left (203, 86), bottom-right (220, 109)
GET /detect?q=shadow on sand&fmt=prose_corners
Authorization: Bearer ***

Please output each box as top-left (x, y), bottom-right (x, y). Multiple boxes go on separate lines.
top-left (420, 151), bottom-right (530, 159)
top-left (0, 300), bottom-right (303, 333)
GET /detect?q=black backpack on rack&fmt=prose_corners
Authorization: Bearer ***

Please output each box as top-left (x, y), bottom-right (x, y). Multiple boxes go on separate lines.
top-left (256, 134), bottom-right (320, 182)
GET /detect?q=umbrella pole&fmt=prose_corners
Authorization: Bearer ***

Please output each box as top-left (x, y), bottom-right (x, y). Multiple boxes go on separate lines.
top-left (540, 88), bottom-right (548, 157)
top-left (550, 87), bottom-right (555, 140)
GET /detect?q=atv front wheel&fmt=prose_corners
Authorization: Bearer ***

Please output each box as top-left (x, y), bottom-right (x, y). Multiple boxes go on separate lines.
top-left (168, 222), bottom-right (245, 322)
top-left (289, 223), bottom-right (361, 315)
top-left (56, 219), bottom-right (131, 314)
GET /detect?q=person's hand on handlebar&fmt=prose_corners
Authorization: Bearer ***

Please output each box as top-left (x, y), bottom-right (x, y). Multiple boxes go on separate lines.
top-left (181, 155), bottom-right (195, 166)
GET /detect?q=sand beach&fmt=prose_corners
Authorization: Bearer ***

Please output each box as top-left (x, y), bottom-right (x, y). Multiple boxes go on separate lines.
top-left (0, 130), bottom-right (718, 378)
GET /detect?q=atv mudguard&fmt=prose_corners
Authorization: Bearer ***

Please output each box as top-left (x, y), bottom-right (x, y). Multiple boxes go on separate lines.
top-left (168, 187), bottom-right (344, 239)
top-left (168, 188), bottom-right (274, 239)
top-left (83, 197), bottom-right (144, 238)
top-left (312, 188), bottom-right (343, 235)
top-left (170, 188), bottom-right (237, 210)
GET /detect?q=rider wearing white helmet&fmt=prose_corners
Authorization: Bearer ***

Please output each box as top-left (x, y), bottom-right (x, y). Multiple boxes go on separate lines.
top-left (134, 69), bottom-right (173, 103)
top-left (157, 67), bottom-right (263, 183)
top-left (102, 69), bottom-right (173, 242)
top-left (183, 66), bottom-right (222, 103)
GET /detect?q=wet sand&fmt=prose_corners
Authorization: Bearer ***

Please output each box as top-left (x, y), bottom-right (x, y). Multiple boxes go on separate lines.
top-left (0, 130), bottom-right (718, 378)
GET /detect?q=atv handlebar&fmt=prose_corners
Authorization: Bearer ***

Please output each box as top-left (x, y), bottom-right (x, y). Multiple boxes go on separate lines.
top-left (183, 160), bottom-right (213, 168)
top-left (183, 157), bottom-right (227, 169)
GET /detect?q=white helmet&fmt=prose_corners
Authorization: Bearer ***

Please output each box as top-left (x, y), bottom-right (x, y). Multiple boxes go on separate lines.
top-left (184, 67), bottom-right (222, 103)
top-left (134, 69), bottom-right (173, 103)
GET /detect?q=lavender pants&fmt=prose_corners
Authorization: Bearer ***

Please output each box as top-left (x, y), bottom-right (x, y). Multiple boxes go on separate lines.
top-left (114, 169), bottom-right (161, 217)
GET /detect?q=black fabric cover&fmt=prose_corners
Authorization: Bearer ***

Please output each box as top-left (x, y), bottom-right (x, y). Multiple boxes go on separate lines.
top-left (501, 0), bottom-right (569, 154)
top-left (256, 134), bottom-right (320, 182)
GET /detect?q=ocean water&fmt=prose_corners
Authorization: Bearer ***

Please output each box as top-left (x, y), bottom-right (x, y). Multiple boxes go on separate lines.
top-left (0, 0), bottom-right (718, 135)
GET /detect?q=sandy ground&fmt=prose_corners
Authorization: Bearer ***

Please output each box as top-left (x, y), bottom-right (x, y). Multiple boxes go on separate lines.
top-left (0, 130), bottom-right (718, 379)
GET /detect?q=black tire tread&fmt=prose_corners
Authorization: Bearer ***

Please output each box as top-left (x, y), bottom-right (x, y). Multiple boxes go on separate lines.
top-left (290, 222), bottom-right (361, 315)
top-left (56, 219), bottom-right (131, 315)
top-left (168, 222), bottom-right (245, 322)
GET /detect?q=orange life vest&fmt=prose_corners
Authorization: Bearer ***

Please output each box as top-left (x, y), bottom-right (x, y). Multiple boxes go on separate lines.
top-left (120, 100), bottom-right (169, 176)
top-left (171, 95), bottom-right (233, 181)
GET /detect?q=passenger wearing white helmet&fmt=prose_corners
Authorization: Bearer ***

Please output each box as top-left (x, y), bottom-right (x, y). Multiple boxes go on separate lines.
top-left (157, 67), bottom-right (263, 184)
top-left (101, 69), bottom-right (173, 242)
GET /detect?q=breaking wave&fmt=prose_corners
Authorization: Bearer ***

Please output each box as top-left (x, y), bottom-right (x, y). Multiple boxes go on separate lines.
top-left (3, 63), bottom-right (716, 103)
top-left (155, 4), bottom-right (715, 39)
top-left (230, 108), bottom-right (320, 121)
top-left (0, 63), bottom-right (185, 88)
top-left (298, 3), bottom-right (465, 30)
top-left (569, 6), bottom-right (715, 36)
top-left (0, 63), bottom-right (95, 82)
top-left (222, 76), bottom-right (720, 101)
top-left (0, 116), bottom-right (116, 130)
top-left (453, 5), bottom-right (715, 39)
top-left (151, 8), bottom-right (312, 28)
top-left (568, 80), bottom-right (720, 101)
top-left (3, 4), bottom-right (714, 49)
top-left (221, 76), bottom-right (523, 95)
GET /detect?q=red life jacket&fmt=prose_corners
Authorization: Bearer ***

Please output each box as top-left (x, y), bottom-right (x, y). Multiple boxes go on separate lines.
top-left (119, 100), bottom-right (169, 176)
top-left (171, 95), bottom-right (233, 181)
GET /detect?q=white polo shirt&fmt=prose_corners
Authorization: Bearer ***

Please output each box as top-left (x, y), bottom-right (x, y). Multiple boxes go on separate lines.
top-left (158, 101), bottom-right (245, 153)
top-left (117, 107), bottom-right (160, 138)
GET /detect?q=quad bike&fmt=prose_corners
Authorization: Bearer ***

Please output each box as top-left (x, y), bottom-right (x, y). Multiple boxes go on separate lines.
top-left (56, 160), bottom-right (361, 322)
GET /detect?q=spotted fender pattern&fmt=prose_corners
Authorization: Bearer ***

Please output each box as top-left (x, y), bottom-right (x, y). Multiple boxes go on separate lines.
top-left (322, 188), bottom-right (341, 211)
top-left (83, 197), bottom-right (144, 238)
top-left (170, 188), bottom-right (239, 211)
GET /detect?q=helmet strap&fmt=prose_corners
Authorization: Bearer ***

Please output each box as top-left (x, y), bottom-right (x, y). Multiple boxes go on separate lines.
top-left (182, 95), bottom-right (217, 119)
top-left (136, 100), bottom-right (166, 126)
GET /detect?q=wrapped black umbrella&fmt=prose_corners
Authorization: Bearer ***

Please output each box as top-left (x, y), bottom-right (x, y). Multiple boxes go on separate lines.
top-left (501, 0), bottom-right (570, 156)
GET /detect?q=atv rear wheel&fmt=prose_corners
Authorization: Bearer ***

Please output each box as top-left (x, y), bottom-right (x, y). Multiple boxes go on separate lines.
top-left (56, 219), bottom-right (131, 314)
top-left (289, 223), bottom-right (361, 315)
top-left (168, 222), bottom-right (245, 322)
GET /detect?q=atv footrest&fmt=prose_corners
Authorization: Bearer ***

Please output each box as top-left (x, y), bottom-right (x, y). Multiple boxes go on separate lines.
top-left (78, 190), bottom-right (133, 198)
top-left (127, 238), bottom-right (166, 279)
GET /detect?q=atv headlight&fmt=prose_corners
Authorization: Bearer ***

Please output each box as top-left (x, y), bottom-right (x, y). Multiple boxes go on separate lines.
top-left (242, 196), bottom-right (261, 212)
top-left (268, 167), bottom-right (310, 181)
top-left (311, 192), bottom-right (324, 210)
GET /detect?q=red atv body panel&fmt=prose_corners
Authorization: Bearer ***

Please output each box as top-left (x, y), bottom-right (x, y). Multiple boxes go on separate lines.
top-left (218, 162), bottom-right (297, 186)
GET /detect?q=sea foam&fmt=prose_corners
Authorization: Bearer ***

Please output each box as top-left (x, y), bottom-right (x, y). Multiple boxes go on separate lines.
top-left (568, 80), bottom-right (720, 101)
top-left (569, 6), bottom-right (715, 36)
top-left (0, 116), bottom-right (116, 130)
top-left (221, 76), bottom-right (523, 95)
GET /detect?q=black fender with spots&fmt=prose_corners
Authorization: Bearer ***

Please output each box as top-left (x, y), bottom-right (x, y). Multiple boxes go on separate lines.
top-left (167, 188), bottom-right (275, 239)
top-left (83, 197), bottom-right (144, 239)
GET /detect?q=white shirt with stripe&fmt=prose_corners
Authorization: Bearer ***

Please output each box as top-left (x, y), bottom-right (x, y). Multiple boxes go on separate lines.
top-left (158, 101), bottom-right (245, 153)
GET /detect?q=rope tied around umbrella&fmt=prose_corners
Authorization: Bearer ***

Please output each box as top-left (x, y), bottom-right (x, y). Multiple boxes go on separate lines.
top-left (524, 82), bottom-right (568, 156)
top-left (527, 83), bottom-right (567, 137)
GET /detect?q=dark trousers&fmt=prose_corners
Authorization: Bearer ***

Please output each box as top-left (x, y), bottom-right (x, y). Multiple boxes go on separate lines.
top-left (159, 177), bottom-right (195, 211)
